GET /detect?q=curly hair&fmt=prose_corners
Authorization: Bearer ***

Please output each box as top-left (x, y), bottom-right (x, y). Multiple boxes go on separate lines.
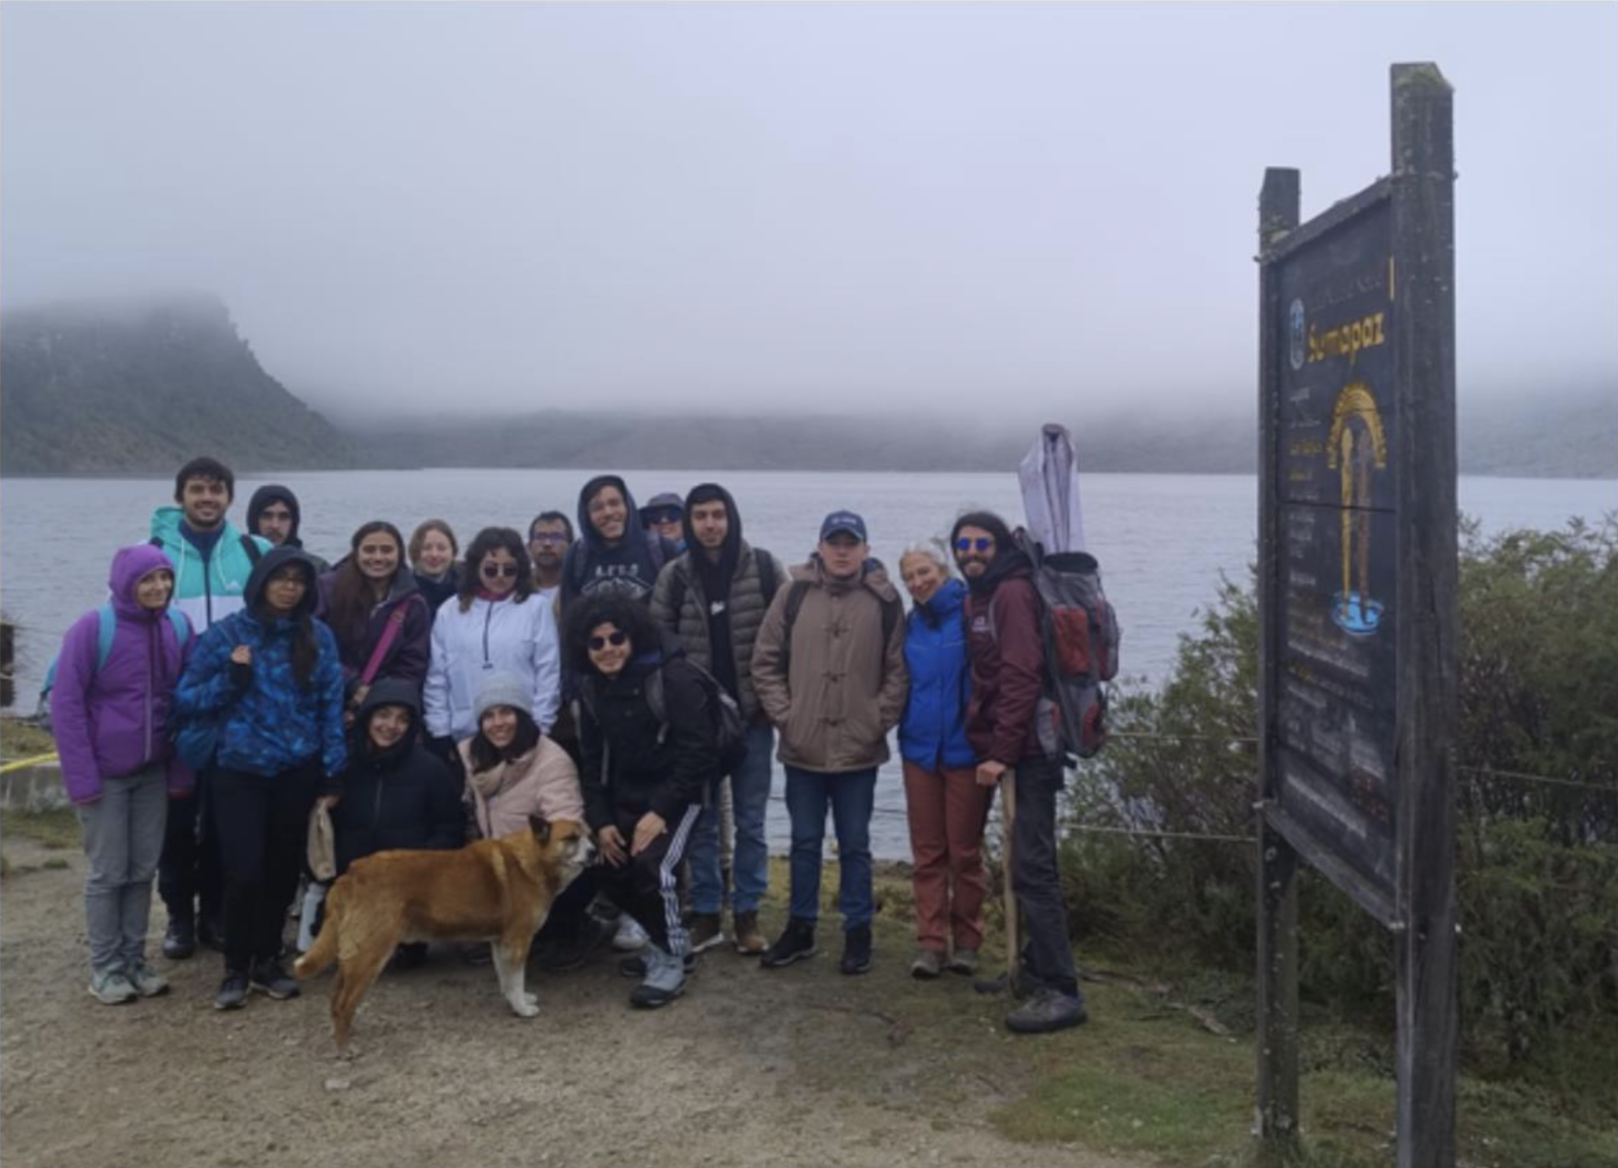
top-left (563, 592), bottom-right (660, 675)
top-left (456, 527), bottom-right (535, 612)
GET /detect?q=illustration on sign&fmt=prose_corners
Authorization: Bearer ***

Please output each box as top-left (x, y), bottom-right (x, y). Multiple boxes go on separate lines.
top-left (1325, 380), bottom-right (1387, 634)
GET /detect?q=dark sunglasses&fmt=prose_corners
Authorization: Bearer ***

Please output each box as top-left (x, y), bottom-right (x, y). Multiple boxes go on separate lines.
top-left (955, 536), bottom-right (994, 553)
top-left (588, 630), bottom-right (629, 651)
top-left (481, 562), bottom-right (520, 579)
top-left (644, 509), bottom-right (681, 526)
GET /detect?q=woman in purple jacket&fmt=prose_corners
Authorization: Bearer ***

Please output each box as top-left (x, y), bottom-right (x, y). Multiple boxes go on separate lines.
top-left (52, 544), bottom-right (195, 1005)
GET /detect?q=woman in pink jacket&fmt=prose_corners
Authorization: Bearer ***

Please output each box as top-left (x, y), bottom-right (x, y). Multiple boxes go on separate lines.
top-left (455, 671), bottom-right (583, 839)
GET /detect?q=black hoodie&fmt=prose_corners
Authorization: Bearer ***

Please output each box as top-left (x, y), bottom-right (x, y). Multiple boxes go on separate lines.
top-left (560, 475), bottom-right (679, 611)
top-left (246, 484), bottom-right (329, 571)
top-left (330, 677), bottom-right (464, 874)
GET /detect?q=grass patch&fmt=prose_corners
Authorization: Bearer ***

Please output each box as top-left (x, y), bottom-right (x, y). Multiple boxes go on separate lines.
top-left (0, 715), bottom-right (57, 760)
top-left (0, 806), bottom-right (80, 850)
top-left (40, 857), bottom-right (70, 870)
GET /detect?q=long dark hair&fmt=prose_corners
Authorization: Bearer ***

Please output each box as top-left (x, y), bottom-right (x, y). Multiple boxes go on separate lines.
top-left (564, 592), bottom-right (660, 675)
top-left (456, 527), bottom-right (535, 612)
top-left (327, 521), bottom-right (406, 645)
top-left (252, 560), bottom-right (320, 687)
top-left (467, 706), bottom-right (542, 774)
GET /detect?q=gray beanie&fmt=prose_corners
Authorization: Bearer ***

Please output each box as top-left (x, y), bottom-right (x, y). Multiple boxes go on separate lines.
top-left (473, 672), bottom-right (531, 725)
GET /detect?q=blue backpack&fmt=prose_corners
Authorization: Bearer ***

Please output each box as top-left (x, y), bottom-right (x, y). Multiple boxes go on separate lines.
top-left (37, 604), bottom-right (191, 736)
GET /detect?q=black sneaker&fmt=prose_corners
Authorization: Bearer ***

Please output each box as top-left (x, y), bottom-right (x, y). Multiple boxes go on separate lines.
top-left (618, 952), bottom-right (697, 979)
top-left (250, 958), bottom-right (301, 1000)
top-left (214, 970), bottom-right (250, 1011)
top-left (759, 917), bottom-right (817, 969)
top-left (162, 920), bottom-right (196, 961)
top-left (839, 924), bottom-right (873, 975)
top-left (535, 916), bottom-right (610, 973)
top-left (1005, 986), bottom-right (1088, 1034)
top-left (390, 942), bottom-right (429, 971)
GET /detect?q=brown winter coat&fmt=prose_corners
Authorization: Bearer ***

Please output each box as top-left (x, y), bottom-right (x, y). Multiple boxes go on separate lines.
top-left (750, 558), bottom-right (908, 773)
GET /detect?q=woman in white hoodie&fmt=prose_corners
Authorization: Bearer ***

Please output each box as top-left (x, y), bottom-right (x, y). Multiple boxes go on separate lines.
top-left (424, 527), bottom-right (560, 754)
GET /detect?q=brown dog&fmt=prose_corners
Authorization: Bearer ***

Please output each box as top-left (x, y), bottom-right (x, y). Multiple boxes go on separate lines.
top-left (294, 816), bottom-right (594, 1049)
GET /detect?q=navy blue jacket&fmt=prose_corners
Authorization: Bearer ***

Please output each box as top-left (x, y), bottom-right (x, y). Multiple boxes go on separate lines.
top-left (899, 578), bottom-right (975, 769)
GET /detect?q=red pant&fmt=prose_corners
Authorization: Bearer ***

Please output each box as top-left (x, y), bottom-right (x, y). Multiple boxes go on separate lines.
top-left (902, 759), bottom-right (993, 953)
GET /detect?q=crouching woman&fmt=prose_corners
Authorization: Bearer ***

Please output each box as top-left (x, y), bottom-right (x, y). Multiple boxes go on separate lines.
top-left (172, 548), bottom-right (346, 1011)
top-left (568, 594), bottom-right (719, 1009)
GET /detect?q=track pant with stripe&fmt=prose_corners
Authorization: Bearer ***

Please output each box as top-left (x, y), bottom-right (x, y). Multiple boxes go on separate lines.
top-left (597, 803), bottom-right (701, 958)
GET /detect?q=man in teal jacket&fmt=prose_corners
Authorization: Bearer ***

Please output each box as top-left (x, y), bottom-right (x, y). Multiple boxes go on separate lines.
top-left (150, 456), bottom-right (271, 960)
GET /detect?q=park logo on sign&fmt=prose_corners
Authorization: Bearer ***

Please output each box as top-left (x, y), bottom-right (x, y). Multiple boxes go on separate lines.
top-left (1288, 299), bottom-right (1307, 371)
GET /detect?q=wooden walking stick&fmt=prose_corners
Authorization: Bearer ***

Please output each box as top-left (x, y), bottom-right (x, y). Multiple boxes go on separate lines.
top-left (1002, 768), bottom-right (1018, 988)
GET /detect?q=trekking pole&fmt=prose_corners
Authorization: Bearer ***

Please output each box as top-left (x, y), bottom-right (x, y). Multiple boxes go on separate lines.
top-left (1002, 768), bottom-right (1018, 988)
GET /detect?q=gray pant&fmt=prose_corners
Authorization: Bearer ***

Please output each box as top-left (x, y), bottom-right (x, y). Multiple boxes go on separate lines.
top-left (77, 765), bottom-right (167, 976)
top-left (1011, 755), bottom-right (1081, 998)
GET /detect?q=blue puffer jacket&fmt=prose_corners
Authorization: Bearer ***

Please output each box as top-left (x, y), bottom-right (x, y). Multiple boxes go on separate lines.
top-left (173, 546), bottom-right (347, 782)
top-left (899, 577), bottom-right (975, 769)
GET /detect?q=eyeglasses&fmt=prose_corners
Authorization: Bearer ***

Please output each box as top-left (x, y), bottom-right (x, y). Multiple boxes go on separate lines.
top-left (481, 563), bottom-right (520, 579)
top-left (529, 532), bottom-right (567, 544)
top-left (588, 630), bottom-right (629, 651)
top-left (955, 537), bottom-right (994, 553)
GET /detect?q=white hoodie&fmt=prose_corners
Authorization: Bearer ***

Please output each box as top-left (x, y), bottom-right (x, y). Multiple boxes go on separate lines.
top-left (424, 593), bottom-right (560, 740)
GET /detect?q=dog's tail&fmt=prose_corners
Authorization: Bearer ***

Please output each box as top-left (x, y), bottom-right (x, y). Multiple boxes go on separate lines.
top-left (293, 880), bottom-right (341, 979)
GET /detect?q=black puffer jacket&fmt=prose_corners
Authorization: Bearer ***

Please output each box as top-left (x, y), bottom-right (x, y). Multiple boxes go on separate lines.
top-left (576, 638), bottom-right (719, 829)
top-left (331, 678), bottom-right (464, 874)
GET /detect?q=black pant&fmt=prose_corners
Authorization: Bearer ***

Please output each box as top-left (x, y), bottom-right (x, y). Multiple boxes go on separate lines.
top-left (211, 763), bottom-right (321, 971)
top-left (596, 804), bottom-right (702, 957)
top-left (1010, 755), bottom-right (1081, 998)
top-left (157, 773), bottom-right (223, 932)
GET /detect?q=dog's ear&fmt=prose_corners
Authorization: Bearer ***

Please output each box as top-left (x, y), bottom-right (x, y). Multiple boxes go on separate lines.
top-left (529, 815), bottom-right (551, 843)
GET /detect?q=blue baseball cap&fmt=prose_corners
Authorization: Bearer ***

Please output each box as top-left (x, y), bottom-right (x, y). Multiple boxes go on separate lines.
top-left (819, 510), bottom-right (868, 542)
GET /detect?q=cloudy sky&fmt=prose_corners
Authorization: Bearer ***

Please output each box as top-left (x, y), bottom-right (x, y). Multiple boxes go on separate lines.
top-left (2, 2), bottom-right (1614, 421)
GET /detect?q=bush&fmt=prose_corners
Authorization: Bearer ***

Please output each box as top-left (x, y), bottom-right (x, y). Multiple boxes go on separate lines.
top-left (1062, 516), bottom-right (1618, 1061)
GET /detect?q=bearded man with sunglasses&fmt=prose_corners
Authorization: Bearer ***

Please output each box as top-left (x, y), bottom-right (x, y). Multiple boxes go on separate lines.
top-left (952, 510), bottom-right (1088, 1035)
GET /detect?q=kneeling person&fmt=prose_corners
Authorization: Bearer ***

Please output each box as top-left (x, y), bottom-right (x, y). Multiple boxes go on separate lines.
top-left (570, 594), bottom-right (717, 1008)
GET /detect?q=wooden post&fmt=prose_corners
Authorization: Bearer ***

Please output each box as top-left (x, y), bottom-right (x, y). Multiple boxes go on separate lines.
top-left (1256, 165), bottom-right (1301, 1148)
top-left (1390, 61), bottom-right (1458, 1168)
top-left (1002, 769), bottom-right (1019, 987)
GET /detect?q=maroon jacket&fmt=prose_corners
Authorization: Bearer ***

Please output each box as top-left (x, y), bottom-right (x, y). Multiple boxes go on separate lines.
top-left (963, 561), bottom-right (1045, 766)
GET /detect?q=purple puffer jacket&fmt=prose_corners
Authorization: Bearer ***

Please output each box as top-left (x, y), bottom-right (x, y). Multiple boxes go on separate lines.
top-left (53, 544), bottom-right (196, 803)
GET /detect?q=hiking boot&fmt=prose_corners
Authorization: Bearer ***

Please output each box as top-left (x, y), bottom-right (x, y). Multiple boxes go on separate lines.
top-left (759, 917), bottom-right (817, 968)
top-left (688, 912), bottom-right (726, 954)
top-left (629, 946), bottom-right (687, 1009)
top-left (840, 925), bottom-right (873, 976)
top-left (910, 949), bottom-right (945, 979)
top-left (214, 970), bottom-right (250, 1011)
top-left (249, 958), bottom-right (301, 1000)
top-left (732, 910), bottom-right (767, 956)
top-left (619, 951), bottom-right (697, 979)
top-left (161, 920), bottom-right (196, 961)
top-left (87, 969), bottom-right (139, 1005)
top-left (611, 915), bottom-right (649, 952)
top-left (946, 947), bottom-right (979, 976)
top-left (1005, 986), bottom-right (1088, 1034)
top-left (125, 960), bottom-right (171, 998)
top-left (535, 916), bottom-right (608, 973)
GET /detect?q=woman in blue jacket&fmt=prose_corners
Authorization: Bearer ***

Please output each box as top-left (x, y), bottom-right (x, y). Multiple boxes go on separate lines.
top-left (173, 546), bottom-right (346, 1011)
top-left (897, 543), bottom-right (990, 980)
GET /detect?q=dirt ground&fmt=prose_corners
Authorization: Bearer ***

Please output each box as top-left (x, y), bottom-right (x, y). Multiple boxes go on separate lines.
top-left (0, 836), bottom-right (1120, 1168)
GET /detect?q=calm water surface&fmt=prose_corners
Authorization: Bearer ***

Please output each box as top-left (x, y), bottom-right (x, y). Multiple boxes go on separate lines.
top-left (3, 469), bottom-right (1611, 856)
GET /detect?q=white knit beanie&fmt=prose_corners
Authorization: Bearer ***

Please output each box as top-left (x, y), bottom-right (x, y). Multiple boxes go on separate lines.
top-left (473, 671), bottom-right (531, 724)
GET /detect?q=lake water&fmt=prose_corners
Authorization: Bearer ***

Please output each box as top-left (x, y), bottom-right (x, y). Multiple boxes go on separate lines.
top-left (2, 470), bottom-right (1611, 857)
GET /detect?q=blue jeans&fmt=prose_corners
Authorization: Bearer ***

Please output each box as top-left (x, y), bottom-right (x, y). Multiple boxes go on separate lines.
top-left (689, 724), bottom-right (774, 915)
top-left (784, 764), bottom-right (876, 931)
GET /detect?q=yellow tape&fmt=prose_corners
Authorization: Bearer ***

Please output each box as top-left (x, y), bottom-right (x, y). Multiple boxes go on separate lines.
top-left (0, 753), bottom-right (60, 774)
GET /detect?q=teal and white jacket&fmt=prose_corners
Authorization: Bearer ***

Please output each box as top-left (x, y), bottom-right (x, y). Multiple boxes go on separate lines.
top-left (149, 506), bottom-right (272, 633)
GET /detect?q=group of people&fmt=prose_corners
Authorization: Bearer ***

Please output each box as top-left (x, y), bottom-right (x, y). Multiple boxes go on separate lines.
top-left (48, 455), bottom-right (1087, 1034)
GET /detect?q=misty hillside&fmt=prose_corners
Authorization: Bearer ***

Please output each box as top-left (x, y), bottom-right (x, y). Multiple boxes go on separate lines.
top-left (0, 295), bottom-right (355, 474)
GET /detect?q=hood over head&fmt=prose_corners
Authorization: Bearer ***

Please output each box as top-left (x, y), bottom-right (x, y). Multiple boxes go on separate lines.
top-left (576, 475), bottom-right (643, 551)
top-left (682, 482), bottom-right (743, 554)
top-left (109, 543), bottom-right (178, 619)
top-left (246, 484), bottom-right (303, 545)
top-left (357, 676), bottom-right (422, 722)
top-left (243, 546), bottom-right (321, 619)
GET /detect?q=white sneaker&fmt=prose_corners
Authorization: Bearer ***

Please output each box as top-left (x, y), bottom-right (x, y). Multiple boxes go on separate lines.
top-left (612, 915), bottom-right (649, 952)
top-left (125, 960), bottom-right (171, 998)
top-left (88, 969), bottom-right (139, 1005)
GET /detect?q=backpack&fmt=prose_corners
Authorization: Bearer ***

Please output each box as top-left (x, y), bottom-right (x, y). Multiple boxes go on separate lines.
top-left (578, 657), bottom-right (749, 787)
top-left (1011, 530), bottom-right (1120, 761)
top-left (37, 604), bottom-right (192, 735)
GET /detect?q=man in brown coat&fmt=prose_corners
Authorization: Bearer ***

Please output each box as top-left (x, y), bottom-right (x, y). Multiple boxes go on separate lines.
top-left (750, 510), bottom-right (907, 974)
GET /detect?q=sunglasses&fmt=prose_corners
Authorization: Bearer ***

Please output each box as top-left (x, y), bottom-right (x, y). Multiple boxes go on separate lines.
top-left (481, 563), bottom-right (520, 579)
top-left (644, 510), bottom-right (681, 526)
top-left (955, 537), bottom-right (994, 553)
top-left (588, 630), bottom-right (629, 651)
